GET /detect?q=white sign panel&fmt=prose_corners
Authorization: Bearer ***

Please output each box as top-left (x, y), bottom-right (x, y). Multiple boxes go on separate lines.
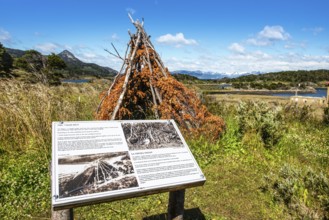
top-left (51, 120), bottom-right (205, 210)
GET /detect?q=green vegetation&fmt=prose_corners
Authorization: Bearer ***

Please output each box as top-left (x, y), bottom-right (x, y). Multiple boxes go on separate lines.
top-left (1, 46), bottom-right (117, 84)
top-left (0, 80), bottom-right (328, 219)
top-left (0, 43), bottom-right (13, 75)
top-left (218, 69), bottom-right (329, 90)
top-left (232, 81), bottom-right (291, 90)
top-left (172, 73), bottom-right (202, 83)
top-left (5, 49), bottom-right (67, 85)
top-left (223, 69), bottom-right (329, 84)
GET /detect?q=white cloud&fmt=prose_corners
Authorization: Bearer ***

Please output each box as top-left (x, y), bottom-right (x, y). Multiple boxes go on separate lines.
top-left (302, 27), bottom-right (324, 35)
top-left (259, 26), bottom-right (290, 41)
top-left (126, 8), bottom-right (136, 15)
top-left (34, 43), bottom-right (59, 53)
top-left (0, 28), bottom-right (12, 43)
top-left (156, 33), bottom-right (197, 47)
top-left (284, 41), bottom-right (307, 49)
top-left (161, 50), bottom-right (329, 75)
top-left (111, 33), bottom-right (119, 41)
top-left (247, 25), bottom-right (290, 46)
top-left (228, 43), bottom-right (245, 53)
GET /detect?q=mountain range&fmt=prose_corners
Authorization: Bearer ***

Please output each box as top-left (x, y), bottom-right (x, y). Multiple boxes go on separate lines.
top-left (172, 70), bottom-right (263, 80)
top-left (57, 50), bottom-right (117, 78)
top-left (5, 48), bottom-right (117, 78)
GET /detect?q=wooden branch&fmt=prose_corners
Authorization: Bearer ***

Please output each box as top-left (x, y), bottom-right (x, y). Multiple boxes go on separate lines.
top-left (143, 36), bottom-right (167, 77)
top-left (154, 88), bottom-right (163, 104)
top-left (96, 43), bottom-right (130, 114)
top-left (154, 57), bottom-right (167, 77)
top-left (111, 32), bottom-right (141, 120)
top-left (111, 43), bottom-right (123, 59)
top-left (149, 81), bottom-right (159, 119)
top-left (128, 30), bottom-right (133, 38)
top-left (104, 49), bottom-right (123, 61)
top-left (128, 13), bottom-right (134, 24)
top-left (142, 40), bottom-right (154, 75)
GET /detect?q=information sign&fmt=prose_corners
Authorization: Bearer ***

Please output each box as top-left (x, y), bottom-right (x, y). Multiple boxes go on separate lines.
top-left (51, 120), bottom-right (205, 210)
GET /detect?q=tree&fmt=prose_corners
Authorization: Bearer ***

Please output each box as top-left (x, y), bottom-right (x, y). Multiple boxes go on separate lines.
top-left (45, 53), bottom-right (66, 85)
top-left (0, 42), bottom-right (13, 74)
top-left (21, 50), bottom-right (45, 72)
top-left (47, 53), bottom-right (66, 70)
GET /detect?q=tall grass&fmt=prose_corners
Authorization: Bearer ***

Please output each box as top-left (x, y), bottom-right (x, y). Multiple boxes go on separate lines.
top-left (0, 80), bottom-right (103, 153)
top-left (0, 79), bottom-right (106, 219)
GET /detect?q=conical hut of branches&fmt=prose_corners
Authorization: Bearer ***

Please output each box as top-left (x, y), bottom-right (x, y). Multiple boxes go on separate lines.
top-left (96, 15), bottom-right (225, 140)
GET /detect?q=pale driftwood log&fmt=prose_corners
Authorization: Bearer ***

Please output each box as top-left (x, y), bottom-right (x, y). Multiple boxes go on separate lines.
top-left (141, 35), bottom-right (164, 109)
top-left (128, 13), bottom-right (134, 24)
top-left (154, 88), bottom-right (163, 104)
top-left (104, 49), bottom-right (123, 61)
top-left (149, 81), bottom-right (159, 119)
top-left (111, 32), bottom-right (141, 119)
top-left (111, 43), bottom-right (123, 60)
top-left (167, 189), bottom-right (185, 220)
top-left (96, 43), bottom-right (130, 114)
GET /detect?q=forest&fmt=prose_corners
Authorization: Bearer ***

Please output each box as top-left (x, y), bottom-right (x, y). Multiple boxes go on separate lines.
top-left (221, 69), bottom-right (329, 85)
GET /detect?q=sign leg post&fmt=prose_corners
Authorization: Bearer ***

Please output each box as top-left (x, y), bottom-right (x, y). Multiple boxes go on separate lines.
top-left (52, 208), bottom-right (73, 220)
top-left (167, 189), bottom-right (185, 220)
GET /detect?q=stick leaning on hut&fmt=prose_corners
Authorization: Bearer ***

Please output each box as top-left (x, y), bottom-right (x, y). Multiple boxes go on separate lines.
top-left (96, 14), bottom-right (225, 140)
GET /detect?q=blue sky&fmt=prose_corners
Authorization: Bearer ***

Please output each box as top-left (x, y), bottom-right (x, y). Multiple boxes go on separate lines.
top-left (1, 0), bottom-right (329, 74)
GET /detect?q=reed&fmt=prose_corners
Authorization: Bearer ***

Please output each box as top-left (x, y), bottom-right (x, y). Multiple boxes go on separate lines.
top-left (0, 80), bottom-right (102, 153)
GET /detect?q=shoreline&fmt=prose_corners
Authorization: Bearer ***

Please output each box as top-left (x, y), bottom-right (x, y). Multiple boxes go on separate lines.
top-left (203, 89), bottom-right (316, 95)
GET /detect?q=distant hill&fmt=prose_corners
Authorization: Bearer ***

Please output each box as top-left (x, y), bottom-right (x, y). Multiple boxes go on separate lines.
top-left (172, 70), bottom-right (254, 80)
top-left (172, 73), bottom-right (199, 81)
top-left (172, 70), bottom-right (227, 79)
top-left (57, 50), bottom-right (117, 78)
top-left (5, 48), bottom-right (26, 58)
top-left (5, 47), bottom-right (117, 78)
top-left (222, 69), bottom-right (329, 84)
top-left (172, 69), bottom-right (329, 85)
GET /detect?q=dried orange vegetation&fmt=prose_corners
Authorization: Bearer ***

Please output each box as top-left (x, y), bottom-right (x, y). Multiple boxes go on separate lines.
top-left (96, 18), bottom-right (225, 140)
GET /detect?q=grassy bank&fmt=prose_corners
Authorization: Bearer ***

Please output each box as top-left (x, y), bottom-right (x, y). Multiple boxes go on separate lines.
top-left (0, 80), bottom-right (328, 219)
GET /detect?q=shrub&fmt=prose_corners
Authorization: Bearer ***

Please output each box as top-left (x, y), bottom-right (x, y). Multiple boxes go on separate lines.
top-left (283, 103), bottom-right (315, 122)
top-left (262, 164), bottom-right (329, 219)
top-left (237, 101), bottom-right (285, 149)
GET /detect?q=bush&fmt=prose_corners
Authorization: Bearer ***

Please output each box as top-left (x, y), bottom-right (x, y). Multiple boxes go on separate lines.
top-left (283, 103), bottom-right (314, 122)
top-left (262, 164), bottom-right (329, 219)
top-left (237, 101), bottom-right (285, 149)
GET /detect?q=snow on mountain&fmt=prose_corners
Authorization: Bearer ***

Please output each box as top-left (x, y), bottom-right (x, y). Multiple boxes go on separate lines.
top-left (172, 70), bottom-right (263, 79)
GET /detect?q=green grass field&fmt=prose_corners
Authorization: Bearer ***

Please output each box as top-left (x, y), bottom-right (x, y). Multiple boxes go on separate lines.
top-left (0, 80), bottom-right (328, 219)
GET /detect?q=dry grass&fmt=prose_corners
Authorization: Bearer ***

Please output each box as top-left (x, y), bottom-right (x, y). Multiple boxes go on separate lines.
top-left (207, 93), bottom-right (325, 120)
top-left (207, 94), bottom-right (290, 104)
top-left (0, 79), bottom-right (108, 153)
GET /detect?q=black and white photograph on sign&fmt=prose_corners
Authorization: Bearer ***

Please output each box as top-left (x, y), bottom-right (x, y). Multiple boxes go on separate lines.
top-left (58, 151), bottom-right (138, 198)
top-left (122, 121), bottom-right (184, 150)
